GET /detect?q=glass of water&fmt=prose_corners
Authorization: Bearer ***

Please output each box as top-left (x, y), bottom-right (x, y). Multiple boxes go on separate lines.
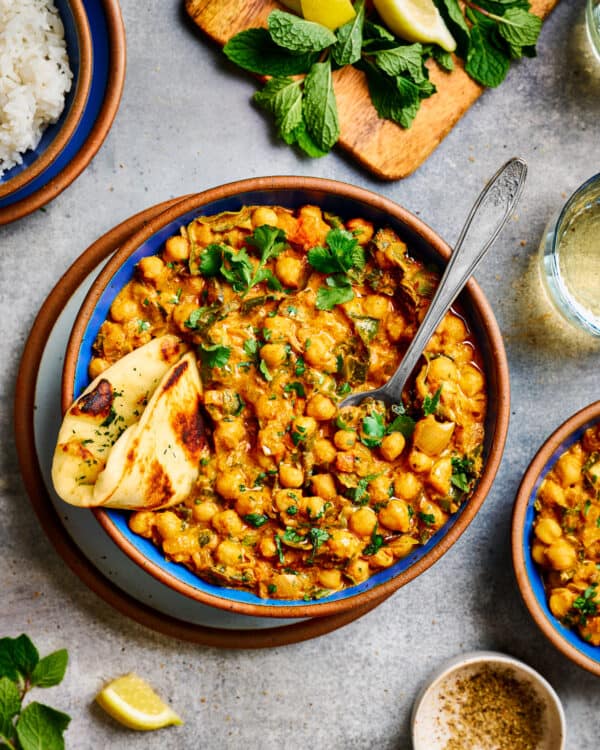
top-left (588, 0), bottom-right (600, 61)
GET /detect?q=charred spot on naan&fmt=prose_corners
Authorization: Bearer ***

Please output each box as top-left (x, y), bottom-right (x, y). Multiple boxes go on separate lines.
top-left (71, 379), bottom-right (113, 420)
top-left (171, 395), bottom-right (205, 462)
top-left (160, 336), bottom-right (185, 363)
top-left (145, 460), bottom-right (175, 508)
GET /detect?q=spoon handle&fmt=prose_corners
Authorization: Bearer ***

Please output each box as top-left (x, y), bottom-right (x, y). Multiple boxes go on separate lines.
top-left (351, 157), bottom-right (527, 408)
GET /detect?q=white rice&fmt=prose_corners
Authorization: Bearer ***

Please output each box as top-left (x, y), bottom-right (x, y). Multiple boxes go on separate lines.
top-left (0, 0), bottom-right (73, 178)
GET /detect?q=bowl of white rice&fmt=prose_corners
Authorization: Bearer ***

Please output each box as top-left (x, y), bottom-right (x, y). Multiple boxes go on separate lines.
top-left (0, 0), bottom-right (93, 199)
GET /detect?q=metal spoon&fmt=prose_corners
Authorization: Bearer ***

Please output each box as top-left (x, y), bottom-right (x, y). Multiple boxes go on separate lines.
top-left (339, 156), bottom-right (527, 409)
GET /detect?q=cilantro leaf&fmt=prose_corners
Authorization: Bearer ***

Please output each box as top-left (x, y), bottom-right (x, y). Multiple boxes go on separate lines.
top-left (423, 386), bottom-right (442, 416)
top-left (244, 513), bottom-right (269, 528)
top-left (246, 225), bottom-right (287, 281)
top-left (303, 61), bottom-right (340, 152)
top-left (573, 584), bottom-right (598, 625)
top-left (316, 276), bottom-right (354, 310)
top-left (224, 28), bottom-right (318, 76)
top-left (30, 651), bottom-right (68, 689)
top-left (332, 0), bottom-right (366, 66)
top-left (16, 702), bottom-right (70, 750)
top-left (268, 10), bottom-right (337, 53)
top-left (284, 382), bottom-right (306, 398)
top-left (308, 228), bottom-right (364, 274)
top-left (220, 247), bottom-right (254, 292)
top-left (308, 527), bottom-right (330, 560)
top-left (363, 525), bottom-right (385, 556)
top-left (451, 455), bottom-right (476, 493)
top-left (259, 359), bottom-right (272, 382)
top-left (386, 411), bottom-right (416, 439)
top-left (418, 512), bottom-right (436, 526)
top-left (199, 344), bottom-right (231, 369)
top-left (361, 411), bottom-right (386, 448)
top-left (282, 527), bottom-right (307, 545)
top-left (197, 244), bottom-right (224, 276)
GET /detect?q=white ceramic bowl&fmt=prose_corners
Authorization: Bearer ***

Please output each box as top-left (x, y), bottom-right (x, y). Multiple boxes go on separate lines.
top-left (411, 651), bottom-right (566, 750)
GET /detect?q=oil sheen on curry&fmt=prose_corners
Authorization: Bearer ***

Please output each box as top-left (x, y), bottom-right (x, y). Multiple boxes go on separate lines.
top-left (89, 205), bottom-right (487, 600)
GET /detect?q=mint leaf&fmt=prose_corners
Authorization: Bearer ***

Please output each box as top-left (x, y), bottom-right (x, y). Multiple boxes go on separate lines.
top-left (291, 121), bottom-right (329, 158)
top-left (16, 702), bottom-right (70, 750)
top-left (199, 344), bottom-right (230, 369)
top-left (465, 23), bottom-right (510, 87)
top-left (0, 636), bottom-right (39, 682)
top-left (30, 651), bottom-right (68, 689)
top-left (332, 0), bottom-right (365, 66)
top-left (498, 7), bottom-right (542, 47)
top-left (303, 61), bottom-right (340, 152)
top-left (428, 45), bottom-right (455, 71)
top-left (0, 677), bottom-right (20, 742)
top-left (361, 411), bottom-right (385, 448)
top-left (268, 10), bottom-right (336, 53)
top-left (224, 28), bottom-right (318, 76)
top-left (365, 65), bottom-right (422, 129)
top-left (316, 276), bottom-right (354, 310)
top-left (254, 77), bottom-right (304, 144)
top-left (434, 0), bottom-right (470, 56)
top-left (372, 43), bottom-right (427, 83)
top-left (363, 20), bottom-right (395, 44)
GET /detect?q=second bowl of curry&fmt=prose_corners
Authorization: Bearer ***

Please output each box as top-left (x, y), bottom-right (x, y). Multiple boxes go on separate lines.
top-left (61, 176), bottom-right (510, 619)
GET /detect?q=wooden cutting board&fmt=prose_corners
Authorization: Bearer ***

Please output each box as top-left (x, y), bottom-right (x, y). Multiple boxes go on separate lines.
top-left (186, 0), bottom-right (559, 180)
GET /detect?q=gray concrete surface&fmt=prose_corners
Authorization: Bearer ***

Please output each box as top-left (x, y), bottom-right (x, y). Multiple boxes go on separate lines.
top-left (2, 1), bottom-right (600, 747)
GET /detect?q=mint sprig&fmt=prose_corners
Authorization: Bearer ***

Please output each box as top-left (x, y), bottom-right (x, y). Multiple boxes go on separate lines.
top-left (0, 635), bottom-right (69, 750)
top-left (223, 2), bottom-right (543, 156)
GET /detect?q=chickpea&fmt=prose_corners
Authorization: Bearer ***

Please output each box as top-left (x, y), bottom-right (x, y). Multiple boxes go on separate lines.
top-left (260, 343), bottom-right (288, 369)
top-left (306, 394), bottom-right (336, 421)
top-left (252, 206), bottom-right (278, 228)
top-left (89, 357), bottom-right (109, 379)
top-left (346, 217), bottom-right (374, 245)
top-left (291, 416), bottom-right (317, 440)
top-left (379, 499), bottom-right (410, 532)
top-left (279, 464), bottom-right (304, 488)
top-left (388, 535), bottom-right (419, 559)
top-left (318, 569), bottom-right (342, 589)
top-left (429, 356), bottom-right (458, 384)
top-left (545, 539), bottom-right (577, 571)
top-left (335, 452), bottom-right (355, 474)
top-left (254, 393), bottom-right (281, 421)
top-left (413, 416), bottom-right (455, 456)
top-left (328, 529), bottom-right (361, 559)
top-left (420, 499), bottom-right (446, 529)
top-left (110, 292), bottom-right (139, 323)
top-left (215, 420), bottom-right (246, 451)
top-left (172, 302), bottom-right (201, 334)
top-left (274, 489), bottom-right (302, 513)
top-left (394, 472), bottom-right (422, 501)
top-left (440, 313), bottom-right (467, 342)
top-left (211, 509), bottom-right (244, 537)
top-left (215, 540), bottom-right (244, 566)
top-left (263, 315), bottom-right (292, 340)
top-left (275, 255), bottom-right (303, 288)
top-left (270, 573), bottom-right (301, 599)
top-left (163, 532), bottom-right (200, 559)
top-left (380, 432), bottom-right (405, 462)
top-left (129, 511), bottom-right (155, 537)
top-left (345, 558), bottom-right (370, 584)
top-left (531, 541), bottom-right (547, 566)
top-left (192, 500), bottom-right (219, 523)
top-left (364, 295), bottom-right (389, 319)
top-left (556, 454), bottom-right (582, 486)
top-left (164, 235), bottom-right (190, 262)
top-left (311, 473), bottom-right (337, 500)
top-left (539, 479), bottom-right (567, 508)
top-left (349, 507), bottom-right (378, 537)
top-left (258, 423), bottom-right (286, 460)
top-left (371, 548), bottom-right (395, 568)
top-left (260, 536), bottom-right (277, 558)
top-left (215, 470), bottom-right (246, 500)
top-left (155, 511), bottom-right (180, 539)
top-left (334, 430), bottom-right (356, 450)
top-left (534, 517), bottom-right (562, 545)
top-left (549, 588), bottom-right (576, 618)
top-left (369, 476), bottom-right (392, 503)
top-left (408, 449), bottom-right (434, 474)
top-left (459, 364), bottom-right (484, 397)
top-left (386, 313), bottom-right (408, 342)
top-left (313, 438), bottom-right (336, 465)
top-left (188, 221), bottom-right (213, 244)
top-left (138, 255), bottom-right (166, 284)
top-left (305, 496), bottom-right (325, 520)
top-left (303, 334), bottom-right (337, 371)
top-left (235, 492), bottom-right (266, 517)
top-left (428, 457), bottom-right (453, 496)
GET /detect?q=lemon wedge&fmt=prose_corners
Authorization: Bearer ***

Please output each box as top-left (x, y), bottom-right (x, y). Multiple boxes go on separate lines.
top-left (301, 0), bottom-right (356, 30)
top-left (96, 673), bottom-right (183, 731)
top-left (373, 0), bottom-right (456, 52)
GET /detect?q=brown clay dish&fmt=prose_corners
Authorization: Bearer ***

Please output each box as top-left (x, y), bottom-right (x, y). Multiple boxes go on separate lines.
top-left (512, 401), bottom-right (600, 677)
top-left (14, 196), bottom-right (389, 648)
top-left (63, 175), bottom-right (510, 620)
top-left (0, 0), bottom-right (93, 200)
top-left (0, 0), bottom-right (126, 225)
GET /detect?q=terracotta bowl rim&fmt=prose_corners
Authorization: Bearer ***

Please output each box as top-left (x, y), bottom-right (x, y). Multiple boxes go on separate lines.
top-left (62, 175), bottom-right (510, 620)
top-left (512, 400), bottom-right (600, 677)
top-left (0, 0), bottom-right (93, 198)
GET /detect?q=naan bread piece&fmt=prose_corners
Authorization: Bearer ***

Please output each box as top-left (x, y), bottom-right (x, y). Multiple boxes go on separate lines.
top-left (92, 352), bottom-right (205, 509)
top-left (52, 335), bottom-right (187, 507)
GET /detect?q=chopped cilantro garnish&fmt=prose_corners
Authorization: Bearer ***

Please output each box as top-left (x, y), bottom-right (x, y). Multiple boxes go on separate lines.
top-left (423, 386), bottom-right (442, 416)
top-left (361, 411), bottom-right (385, 448)
top-left (244, 513), bottom-right (269, 528)
top-left (284, 381), bottom-right (306, 398)
top-left (198, 343), bottom-right (231, 369)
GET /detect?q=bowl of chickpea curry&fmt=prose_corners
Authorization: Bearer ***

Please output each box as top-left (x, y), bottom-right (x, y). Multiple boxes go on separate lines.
top-left (60, 177), bottom-right (509, 618)
top-left (513, 401), bottom-right (600, 676)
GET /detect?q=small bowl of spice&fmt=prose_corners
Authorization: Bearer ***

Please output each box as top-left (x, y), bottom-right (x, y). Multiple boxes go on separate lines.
top-left (411, 651), bottom-right (565, 750)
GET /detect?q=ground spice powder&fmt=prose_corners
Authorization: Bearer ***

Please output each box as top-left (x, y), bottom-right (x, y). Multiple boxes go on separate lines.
top-left (439, 666), bottom-right (545, 750)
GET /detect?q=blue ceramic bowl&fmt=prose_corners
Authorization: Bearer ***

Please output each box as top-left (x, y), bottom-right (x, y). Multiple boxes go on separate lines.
top-left (512, 401), bottom-right (600, 676)
top-left (64, 177), bottom-right (510, 619)
top-left (0, 0), bottom-right (92, 199)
